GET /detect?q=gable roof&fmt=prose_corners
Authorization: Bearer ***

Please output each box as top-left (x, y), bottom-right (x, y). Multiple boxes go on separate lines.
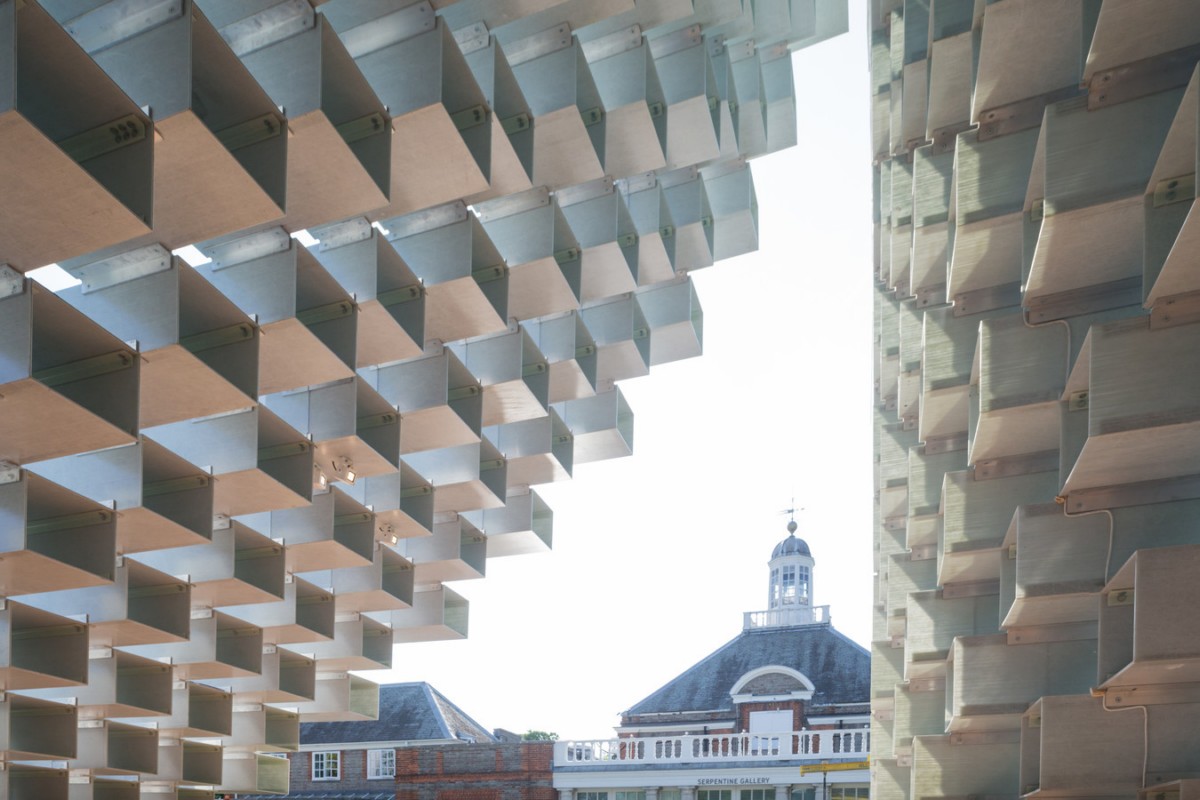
top-left (301, 682), bottom-right (495, 745)
top-left (622, 624), bottom-right (870, 720)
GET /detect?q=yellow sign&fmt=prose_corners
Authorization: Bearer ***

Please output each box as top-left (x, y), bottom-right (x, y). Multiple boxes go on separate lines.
top-left (800, 759), bottom-right (870, 775)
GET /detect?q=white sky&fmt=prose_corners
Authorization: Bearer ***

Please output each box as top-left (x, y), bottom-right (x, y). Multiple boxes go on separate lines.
top-left (377, 5), bottom-right (873, 740)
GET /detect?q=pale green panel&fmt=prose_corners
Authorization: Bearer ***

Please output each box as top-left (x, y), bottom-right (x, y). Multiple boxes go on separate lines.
top-left (887, 555), bottom-right (938, 619)
top-left (870, 715), bottom-right (895, 764)
top-left (943, 470), bottom-right (1058, 553)
top-left (880, 153), bottom-right (894, 224)
top-left (907, 590), bottom-right (1000, 663)
top-left (872, 28), bottom-right (892, 94)
top-left (911, 734), bottom-right (1020, 798)
top-left (914, 146), bottom-right (954, 227)
top-left (893, 684), bottom-right (945, 750)
top-left (952, 635), bottom-right (1095, 721)
top-left (1044, 90), bottom-right (1184, 215)
top-left (1015, 503), bottom-right (1108, 599)
top-left (892, 158), bottom-right (914, 225)
top-left (873, 602), bottom-right (890, 642)
top-left (873, 758), bottom-right (911, 800)
top-left (1110, 498), bottom-right (1200, 581)
top-left (880, 422), bottom-right (919, 485)
top-left (909, 447), bottom-right (966, 517)
top-left (955, 127), bottom-right (1039, 225)
top-left (902, 0), bottom-right (929, 64)
top-left (978, 312), bottom-right (1068, 411)
top-left (874, 90), bottom-right (893, 162)
top-left (921, 306), bottom-right (978, 392)
top-left (880, 290), bottom-right (902, 352)
top-left (898, 303), bottom-right (923, 370)
top-left (889, 8), bottom-right (904, 81)
top-left (873, 641), bottom-right (906, 698)
top-left (1088, 316), bottom-right (1200, 439)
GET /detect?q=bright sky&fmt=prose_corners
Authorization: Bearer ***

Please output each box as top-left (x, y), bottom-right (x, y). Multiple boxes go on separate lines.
top-left (377, 5), bottom-right (873, 740)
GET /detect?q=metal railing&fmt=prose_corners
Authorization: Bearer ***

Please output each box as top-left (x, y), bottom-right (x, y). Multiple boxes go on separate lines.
top-left (555, 729), bottom-right (869, 767)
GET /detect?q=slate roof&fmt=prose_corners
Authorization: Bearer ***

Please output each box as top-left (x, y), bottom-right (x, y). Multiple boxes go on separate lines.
top-left (623, 623), bottom-right (870, 719)
top-left (301, 682), bottom-right (495, 745)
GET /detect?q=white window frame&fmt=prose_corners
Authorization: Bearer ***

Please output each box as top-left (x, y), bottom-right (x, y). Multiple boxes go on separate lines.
top-left (367, 748), bottom-right (396, 779)
top-left (312, 751), bottom-right (340, 781)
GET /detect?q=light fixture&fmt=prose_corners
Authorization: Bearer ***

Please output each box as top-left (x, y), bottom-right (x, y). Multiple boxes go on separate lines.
top-left (313, 463), bottom-right (329, 492)
top-left (333, 456), bottom-right (356, 485)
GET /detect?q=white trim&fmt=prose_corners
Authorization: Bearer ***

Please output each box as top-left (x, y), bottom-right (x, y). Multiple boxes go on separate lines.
top-left (729, 666), bottom-right (815, 697)
top-left (298, 738), bottom-right (460, 751)
top-left (553, 767), bottom-right (870, 790)
top-left (730, 692), bottom-right (811, 703)
top-left (616, 721), bottom-right (738, 735)
top-left (803, 715), bottom-right (870, 727)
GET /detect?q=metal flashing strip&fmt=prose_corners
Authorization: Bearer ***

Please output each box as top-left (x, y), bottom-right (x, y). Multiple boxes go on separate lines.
top-left (447, 384), bottom-right (481, 401)
top-left (976, 85), bottom-right (1083, 142)
top-left (34, 349), bottom-right (135, 388)
top-left (581, 25), bottom-right (642, 62)
top-left (930, 121), bottom-right (973, 156)
top-left (1089, 42), bottom-right (1200, 111)
top-left (472, 264), bottom-right (506, 285)
top-left (1006, 620), bottom-right (1098, 646)
top-left (1024, 277), bottom-right (1143, 324)
top-left (940, 578), bottom-right (1000, 598)
top-left (214, 113), bottom-right (284, 152)
top-left (952, 282), bottom-right (1021, 317)
top-left (500, 112), bottom-right (531, 135)
top-left (58, 114), bottom-right (148, 164)
top-left (356, 412), bottom-right (398, 431)
top-left (1065, 472), bottom-right (1200, 513)
top-left (63, 0), bottom-right (185, 55)
top-left (400, 485), bottom-right (432, 498)
top-left (220, 0), bottom-right (315, 56)
top-left (338, 1), bottom-right (435, 58)
top-left (915, 283), bottom-right (947, 308)
top-left (505, 23), bottom-right (572, 67)
top-left (617, 172), bottom-right (657, 195)
top-left (73, 243), bottom-right (171, 294)
top-left (1102, 682), bottom-right (1200, 708)
top-left (0, 265), bottom-right (22, 300)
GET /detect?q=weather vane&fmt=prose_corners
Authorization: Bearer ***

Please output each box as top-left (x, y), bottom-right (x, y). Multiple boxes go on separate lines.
top-left (780, 500), bottom-right (804, 533)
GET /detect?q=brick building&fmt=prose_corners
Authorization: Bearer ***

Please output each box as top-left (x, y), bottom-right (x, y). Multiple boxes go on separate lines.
top-left (240, 682), bottom-right (553, 800)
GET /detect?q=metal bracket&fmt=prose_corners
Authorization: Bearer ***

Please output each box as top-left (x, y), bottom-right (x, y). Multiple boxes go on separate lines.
top-left (205, 227), bottom-right (291, 270)
top-left (648, 24), bottom-right (701, 60)
top-left (506, 23), bottom-right (572, 67)
top-left (1025, 276), bottom-right (1143, 324)
top-left (220, 0), bottom-right (314, 57)
top-left (297, 300), bottom-right (354, 326)
top-left (64, 0), bottom-right (186, 55)
top-left (500, 112), bottom-right (531, 135)
top-left (976, 86), bottom-right (1082, 141)
top-left (340, 1), bottom-right (435, 58)
top-left (953, 282), bottom-right (1022, 316)
top-left (1106, 588), bottom-right (1134, 607)
top-left (357, 412), bottom-right (398, 431)
top-left (58, 113), bottom-right (148, 164)
top-left (581, 106), bottom-right (604, 127)
top-left (311, 217), bottom-right (373, 251)
top-left (1089, 42), bottom-right (1200, 110)
top-left (72, 243), bottom-right (172, 294)
top-left (27, 509), bottom-right (113, 536)
top-left (581, 24), bottom-right (642, 62)
top-left (1153, 173), bottom-right (1195, 208)
top-left (450, 104), bottom-right (489, 132)
top-left (143, 474), bottom-right (209, 497)
top-left (452, 22), bottom-right (490, 56)
top-left (1064, 472), bottom-right (1200, 513)
top-left (34, 350), bottom-right (135, 388)
top-left (472, 264), bottom-right (506, 285)
top-left (929, 121), bottom-right (974, 156)
top-left (378, 285), bottom-right (422, 307)
top-left (180, 322), bottom-right (254, 355)
top-left (214, 113), bottom-right (283, 152)
top-left (0, 264), bottom-right (22, 300)
top-left (336, 112), bottom-right (389, 144)
top-left (1068, 389), bottom-right (1089, 411)
top-left (973, 450), bottom-right (1059, 480)
top-left (1151, 289), bottom-right (1200, 330)
top-left (384, 201), bottom-right (468, 239)
top-left (257, 441), bottom-right (310, 462)
top-left (474, 187), bottom-right (550, 222)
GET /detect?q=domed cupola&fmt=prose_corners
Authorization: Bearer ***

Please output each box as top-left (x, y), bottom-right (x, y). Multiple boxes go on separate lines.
top-left (768, 519), bottom-right (815, 610)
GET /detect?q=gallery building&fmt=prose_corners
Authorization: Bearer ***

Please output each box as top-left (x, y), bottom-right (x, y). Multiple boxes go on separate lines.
top-left (552, 523), bottom-right (871, 800)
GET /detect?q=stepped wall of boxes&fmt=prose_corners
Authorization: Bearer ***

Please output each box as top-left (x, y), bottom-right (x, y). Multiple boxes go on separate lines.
top-left (869, 1), bottom-right (1200, 799)
top-left (0, 0), bottom-right (846, 796)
